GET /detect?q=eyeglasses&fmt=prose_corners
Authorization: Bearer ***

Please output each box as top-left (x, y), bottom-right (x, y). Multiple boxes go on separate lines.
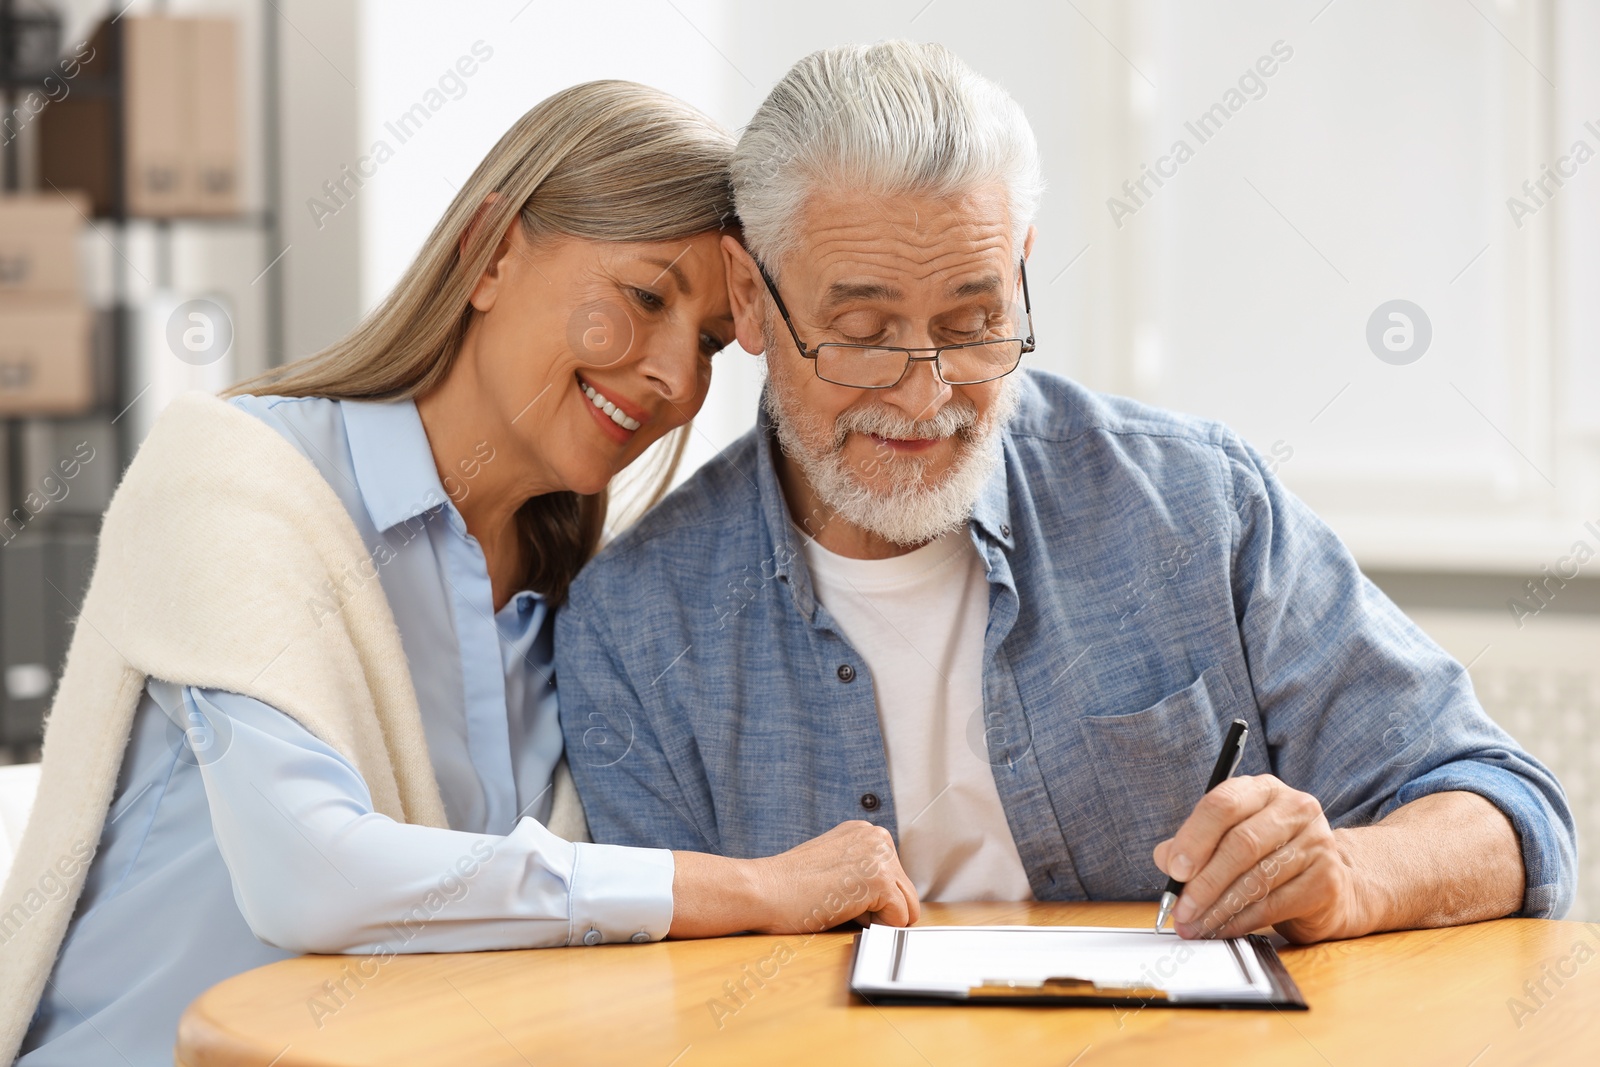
top-left (757, 258), bottom-right (1036, 389)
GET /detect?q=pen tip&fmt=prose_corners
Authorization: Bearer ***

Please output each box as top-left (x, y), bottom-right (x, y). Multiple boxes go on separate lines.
top-left (1155, 891), bottom-right (1176, 932)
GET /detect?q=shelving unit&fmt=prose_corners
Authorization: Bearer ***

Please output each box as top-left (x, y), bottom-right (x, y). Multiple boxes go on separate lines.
top-left (0, 0), bottom-right (283, 762)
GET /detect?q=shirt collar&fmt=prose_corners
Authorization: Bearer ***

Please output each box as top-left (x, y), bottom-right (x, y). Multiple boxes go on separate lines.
top-left (342, 397), bottom-right (452, 534)
top-left (753, 398), bottom-right (805, 592)
top-left (969, 439), bottom-right (1016, 550)
top-left (752, 391), bottom-right (1016, 615)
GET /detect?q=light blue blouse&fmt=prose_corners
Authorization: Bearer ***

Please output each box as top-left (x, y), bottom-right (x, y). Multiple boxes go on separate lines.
top-left (20, 396), bottom-right (675, 1066)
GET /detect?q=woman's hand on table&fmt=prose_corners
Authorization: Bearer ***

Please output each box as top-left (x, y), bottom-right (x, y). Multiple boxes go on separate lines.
top-left (668, 821), bottom-right (921, 938)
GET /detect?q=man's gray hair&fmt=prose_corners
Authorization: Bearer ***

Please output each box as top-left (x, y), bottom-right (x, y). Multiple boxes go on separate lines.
top-left (732, 41), bottom-right (1045, 277)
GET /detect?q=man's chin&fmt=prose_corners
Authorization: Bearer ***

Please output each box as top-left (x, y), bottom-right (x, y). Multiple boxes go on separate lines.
top-left (853, 468), bottom-right (955, 501)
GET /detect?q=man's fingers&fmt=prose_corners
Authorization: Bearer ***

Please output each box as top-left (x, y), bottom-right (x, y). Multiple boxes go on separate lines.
top-left (1176, 838), bottom-right (1309, 938)
top-left (1165, 775), bottom-right (1280, 881)
top-left (1172, 801), bottom-right (1309, 924)
top-left (1186, 857), bottom-right (1332, 941)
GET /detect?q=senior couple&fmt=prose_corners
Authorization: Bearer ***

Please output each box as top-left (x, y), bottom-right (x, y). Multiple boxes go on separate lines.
top-left (2, 41), bottom-right (1573, 1066)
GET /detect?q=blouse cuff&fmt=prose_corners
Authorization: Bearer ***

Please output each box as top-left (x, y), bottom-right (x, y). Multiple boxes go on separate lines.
top-left (566, 841), bottom-right (676, 946)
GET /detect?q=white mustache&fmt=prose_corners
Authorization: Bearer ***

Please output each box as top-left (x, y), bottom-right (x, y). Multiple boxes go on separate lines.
top-left (831, 399), bottom-right (980, 448)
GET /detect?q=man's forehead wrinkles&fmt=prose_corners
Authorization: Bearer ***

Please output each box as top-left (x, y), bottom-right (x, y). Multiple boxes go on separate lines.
top-left (806, 237), bottom-right (1012, 287)
top-left (811, 241), bottom-right (1006, 264)
top-left (802, 216), bottom-right (1008, 253)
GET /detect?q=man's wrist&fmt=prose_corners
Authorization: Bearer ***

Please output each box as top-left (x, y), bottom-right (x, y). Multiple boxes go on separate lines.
top-left (1329, 826), bottom-right (1399, 937)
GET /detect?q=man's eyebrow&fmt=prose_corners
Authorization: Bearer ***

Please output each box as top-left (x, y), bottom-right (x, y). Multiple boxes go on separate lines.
top-left (951, 274), bottom-right (1004, 299)
top-left (817, 274), bottom-right (1005, 310)
top-left (642, 254), bottom-right (692, 295)
top-left (820, 280), bottom-right (902, 309)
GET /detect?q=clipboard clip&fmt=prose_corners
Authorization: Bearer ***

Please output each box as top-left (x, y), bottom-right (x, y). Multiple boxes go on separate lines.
top-left (968, 977), bottom-right (1172, 1001)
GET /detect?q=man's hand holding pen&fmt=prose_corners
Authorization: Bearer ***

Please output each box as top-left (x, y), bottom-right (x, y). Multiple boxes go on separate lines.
top-left (1153, 774), bottom-right (1364, 944)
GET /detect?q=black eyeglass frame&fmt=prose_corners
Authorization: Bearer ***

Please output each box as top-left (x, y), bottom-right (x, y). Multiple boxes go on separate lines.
top-left (756, 258), bottom-right (1036, 389)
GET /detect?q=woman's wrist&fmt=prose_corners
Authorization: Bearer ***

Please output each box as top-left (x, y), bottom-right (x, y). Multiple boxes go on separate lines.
top-left (667, 851), bottom-right (773, 938)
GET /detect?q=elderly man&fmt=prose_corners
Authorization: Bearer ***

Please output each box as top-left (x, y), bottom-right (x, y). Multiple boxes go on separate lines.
top-left (557, 41), bottom-right (1573, 940)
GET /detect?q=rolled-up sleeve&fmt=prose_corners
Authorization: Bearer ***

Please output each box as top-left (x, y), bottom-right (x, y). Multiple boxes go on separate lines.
top-left (157, 682), bottom-right (676, 953)
top-left (1222, 437), bottom-right (1577, 919)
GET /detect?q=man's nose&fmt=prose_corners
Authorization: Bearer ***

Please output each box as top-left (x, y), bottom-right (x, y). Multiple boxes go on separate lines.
top-left (881, 355), bottom-right (951, 422)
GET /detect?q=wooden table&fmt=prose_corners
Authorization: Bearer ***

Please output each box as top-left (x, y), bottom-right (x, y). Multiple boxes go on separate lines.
top-left (177, 902), bottom-right (1600, 1066)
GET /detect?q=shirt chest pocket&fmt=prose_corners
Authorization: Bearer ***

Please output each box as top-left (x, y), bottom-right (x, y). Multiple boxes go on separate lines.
top-left (1075, 666), bottom-right (1242, 896)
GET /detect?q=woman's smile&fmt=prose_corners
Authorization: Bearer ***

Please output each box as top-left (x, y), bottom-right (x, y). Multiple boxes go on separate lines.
top-left (576, 371), bottom-right (644, 442)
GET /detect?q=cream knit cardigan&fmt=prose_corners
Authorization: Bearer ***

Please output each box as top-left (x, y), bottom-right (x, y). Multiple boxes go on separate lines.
top-left (0, 392), bottom-right (586, 1063)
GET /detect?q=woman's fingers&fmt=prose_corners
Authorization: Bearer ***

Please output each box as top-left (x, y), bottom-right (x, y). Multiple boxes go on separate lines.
top-left (901, 872), bottom-right (922, 925)
top-left (863, 888), bottom-right (917, 928)
top-left (852, 825), bottom-right (918, 927)
top-left (759, 820), bottom-right (918, 933)
top-left (865, 891), bottom-right (909, 927)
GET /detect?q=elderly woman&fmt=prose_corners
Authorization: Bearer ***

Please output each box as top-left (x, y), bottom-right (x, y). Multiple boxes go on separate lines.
top-left (2, 81), bottom-right (917, 1067)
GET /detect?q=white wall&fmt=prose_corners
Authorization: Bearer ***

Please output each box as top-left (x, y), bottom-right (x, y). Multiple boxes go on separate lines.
top-left (1118, 0), bottom-right (1596, 572)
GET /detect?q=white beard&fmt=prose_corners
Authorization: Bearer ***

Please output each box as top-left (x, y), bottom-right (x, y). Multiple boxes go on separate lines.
top-left (762, 332), bottom-right (1020, 547)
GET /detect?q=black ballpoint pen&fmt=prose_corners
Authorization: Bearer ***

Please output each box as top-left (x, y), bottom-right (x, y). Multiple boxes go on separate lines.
top-left (1154, 718), bottom-right (1250, 932)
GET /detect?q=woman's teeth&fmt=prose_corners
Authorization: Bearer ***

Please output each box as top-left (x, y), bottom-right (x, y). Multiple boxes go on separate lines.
top-left (581, 381), bottom-right (641, 432)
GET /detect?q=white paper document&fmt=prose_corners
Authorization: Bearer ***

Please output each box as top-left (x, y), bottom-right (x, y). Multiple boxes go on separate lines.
top-left (851, 925), bottom-right (1283, 1004)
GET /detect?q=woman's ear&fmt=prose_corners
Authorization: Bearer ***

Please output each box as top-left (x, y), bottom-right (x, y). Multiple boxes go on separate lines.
top-left (722, 234), bottom-right (768, 356)
top-left (464, 194), bottom-right (518, 313)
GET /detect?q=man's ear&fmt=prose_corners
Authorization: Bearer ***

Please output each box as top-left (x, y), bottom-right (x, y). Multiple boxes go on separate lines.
top-left (1015, 224), bottom-right (1038, 307)
top-left (722, 234), bottom-right (768, 355)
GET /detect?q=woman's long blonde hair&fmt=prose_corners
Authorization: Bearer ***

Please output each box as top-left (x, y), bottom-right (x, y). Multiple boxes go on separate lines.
top-left (229, 80), bottom-right (736, 605)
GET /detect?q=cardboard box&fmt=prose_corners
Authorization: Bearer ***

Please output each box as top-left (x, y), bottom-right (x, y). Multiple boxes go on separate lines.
top-left (123, 16), bottom-right (191, 217)
top-left (190, 19), bottom-right (241, 216)
top-left (38, 16), bottom-right (240, 218)
top-left (0, 193), bottom-right (89, 298)
top-left (0, 300), bottom-right (94, 415)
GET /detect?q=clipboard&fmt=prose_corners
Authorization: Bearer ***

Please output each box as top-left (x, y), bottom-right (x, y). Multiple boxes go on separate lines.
top-left (849, 925), bottom-right (1307, 1010)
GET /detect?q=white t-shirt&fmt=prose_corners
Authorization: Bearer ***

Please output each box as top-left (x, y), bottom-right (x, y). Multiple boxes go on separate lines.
top-left (800, 526), bottom-right (1034, 902)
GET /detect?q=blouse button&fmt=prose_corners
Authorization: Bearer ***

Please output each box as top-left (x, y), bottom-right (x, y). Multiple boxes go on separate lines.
top-left (582, 928), bottom-right (603, 946)
top-left (837, 664), bottom-right (856, 683)
top-left (630, 931), bottom-right (651, 944)
top-left (860, 792), bottom-right (880, 811)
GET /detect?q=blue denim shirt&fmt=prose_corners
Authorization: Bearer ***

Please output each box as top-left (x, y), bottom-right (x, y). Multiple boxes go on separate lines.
top-left (557, 370), bottom-right (1575, 916)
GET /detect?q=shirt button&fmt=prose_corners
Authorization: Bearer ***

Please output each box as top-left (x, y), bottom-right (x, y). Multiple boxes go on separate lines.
top-left (860, 792), bottom-right (880, 811)
top-left (1000, 523), bottom-right (1012, 538)
top-left (630, 931), bottom-right (650, 944)
top-left (837, 664), bottom-right (856, 683)
top-left (582, 928), bottom-right (603, 946)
